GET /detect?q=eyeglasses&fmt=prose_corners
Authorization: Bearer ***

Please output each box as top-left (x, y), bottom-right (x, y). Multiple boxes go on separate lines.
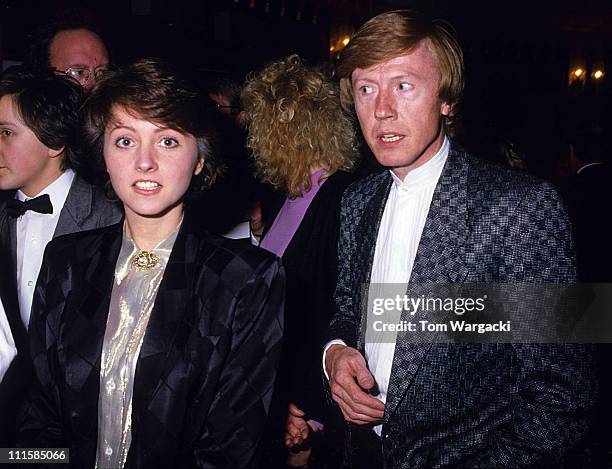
top-left (216, 104), bottom-right (241, 115)
top-left (57, 66), bottom-right (109, 85)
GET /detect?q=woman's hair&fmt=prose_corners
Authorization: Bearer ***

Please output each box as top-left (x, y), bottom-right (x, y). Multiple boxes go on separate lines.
top-left (242, 54), bottom-right (358, 198)
top-left (80, 58), bottom-right (221, 198)
top-left (337, 10), bottom-right (464, 136)
top-left (0, 65), bottom-right (83, 171)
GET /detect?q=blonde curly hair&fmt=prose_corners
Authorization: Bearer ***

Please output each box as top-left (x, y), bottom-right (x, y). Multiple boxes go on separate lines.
top-left (242, 55), bottom-right (358, 198)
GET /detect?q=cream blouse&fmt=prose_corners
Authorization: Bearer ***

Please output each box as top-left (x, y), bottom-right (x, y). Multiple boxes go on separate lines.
top-left (95, 221), bottom-right (181, 469)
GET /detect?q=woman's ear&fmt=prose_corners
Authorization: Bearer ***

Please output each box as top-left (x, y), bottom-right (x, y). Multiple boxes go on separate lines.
top-left (194, 157), bottom-right (205, 176)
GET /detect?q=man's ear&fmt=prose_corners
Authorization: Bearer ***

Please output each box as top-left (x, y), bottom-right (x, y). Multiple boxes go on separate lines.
top-left (48, 147), bottom-right (64, 158)
top-left (194, 158), bottom-right (205, 176)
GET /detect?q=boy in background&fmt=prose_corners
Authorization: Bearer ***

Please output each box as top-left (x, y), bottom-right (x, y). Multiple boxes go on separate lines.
top-left (0, 66), bottom-right (121, 443)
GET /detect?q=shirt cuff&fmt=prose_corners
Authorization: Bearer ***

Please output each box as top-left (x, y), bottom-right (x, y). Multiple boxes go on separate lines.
top-left (322, 339), bottom-right (347, 381)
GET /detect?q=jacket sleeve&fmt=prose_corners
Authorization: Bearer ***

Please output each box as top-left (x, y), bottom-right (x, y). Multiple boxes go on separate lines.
top-left (191, 256), bottom-right (285, 469)
top-left (16, 249), bottom-right (66, 447)
top-left (467, 182), bottom-right (596, 467)
top-left (325, 190), bottom-right (361, 348)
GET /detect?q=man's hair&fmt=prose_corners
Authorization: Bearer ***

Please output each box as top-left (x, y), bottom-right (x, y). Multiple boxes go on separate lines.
top-left (337, 9), bottom-right (464, 136)
top-left (0, 65), bottom-right (83, 171)
top-left (81, 58), bottom-right (221, 198)
top-left (242, 54), bottom-right (358, 198)
top-left (209, 77), bottom-right (242, 109)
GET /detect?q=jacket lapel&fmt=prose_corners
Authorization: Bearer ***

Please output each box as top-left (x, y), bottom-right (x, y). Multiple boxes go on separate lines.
top-left (384, 144), bottom-right (470, 421)
top-left (54, 176), bottom-right (93, 238)
top-left (355, 173), bottom-right (393, 352)
top-left (62, 225), bottom-right (122, 393)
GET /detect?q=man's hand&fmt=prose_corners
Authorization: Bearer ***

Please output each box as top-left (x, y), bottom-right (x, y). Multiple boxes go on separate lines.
top-left (325, 344), bottom-right (385, 425)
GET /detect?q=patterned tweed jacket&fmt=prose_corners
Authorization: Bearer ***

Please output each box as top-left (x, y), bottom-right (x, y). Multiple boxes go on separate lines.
top-left (18, 210), bottom-right (285, 468)
top-left (327, 142), bottom-right (595, 468)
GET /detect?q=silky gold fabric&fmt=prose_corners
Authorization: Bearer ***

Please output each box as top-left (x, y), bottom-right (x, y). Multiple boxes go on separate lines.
top-left (95, 221), bottom-right (181, 469)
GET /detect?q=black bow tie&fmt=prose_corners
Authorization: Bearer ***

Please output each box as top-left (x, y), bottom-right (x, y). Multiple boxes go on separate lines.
top-left (6, 194), bottom-right (53, 218)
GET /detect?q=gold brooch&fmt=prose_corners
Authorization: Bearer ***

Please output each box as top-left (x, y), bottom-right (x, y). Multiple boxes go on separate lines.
top-left (131, 251), bottom-right (160, 271)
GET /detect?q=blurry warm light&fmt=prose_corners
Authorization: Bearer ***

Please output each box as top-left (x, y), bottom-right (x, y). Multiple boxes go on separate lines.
top-left (342, 36), bottom-right (350, 46)
top-left (330, 46), bottom-right (335, 52)
top-left (593, 70), bottom-right (604, 80)
top-left (573, 68), bottom-right (584, 77)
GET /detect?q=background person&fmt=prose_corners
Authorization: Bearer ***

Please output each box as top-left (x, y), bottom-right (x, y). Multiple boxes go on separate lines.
top-left (28, 16), bottom-right (109, 92)
top-left (0, 67), bottom-right (121, 443)
top-left (242, 54), bottom-right (359, 468)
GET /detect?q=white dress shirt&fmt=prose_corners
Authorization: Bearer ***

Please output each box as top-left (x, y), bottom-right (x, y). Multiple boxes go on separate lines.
top-left (0, 296), bottom-right (17, 383)
top-left (366, 137), bottom-right (448, 434)
top-left (16, 169), bottom-right (75, 328)
top-left (324, 137), bottom-right (448, 436)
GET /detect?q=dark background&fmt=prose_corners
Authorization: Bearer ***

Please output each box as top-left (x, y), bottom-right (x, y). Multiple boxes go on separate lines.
top-left (1, 0), bottom-right (610, 179)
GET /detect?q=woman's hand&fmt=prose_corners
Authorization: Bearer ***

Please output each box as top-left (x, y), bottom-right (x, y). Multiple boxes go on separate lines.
top-left (284, 403), bottom-right (310, 448)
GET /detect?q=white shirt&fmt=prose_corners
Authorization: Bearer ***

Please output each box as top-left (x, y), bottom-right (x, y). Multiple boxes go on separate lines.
top-left (366, 137), bottom-right (448, 434)
top-left (16, 169), bottom-right (75, 328)
top-left (0, 296), bottom-right (17, 383)
top-left (324, 137), bottom-right (448, 435)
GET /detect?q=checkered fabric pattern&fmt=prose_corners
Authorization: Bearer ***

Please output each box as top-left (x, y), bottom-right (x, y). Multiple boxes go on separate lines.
top-left (17, 213), bottom-right (285, 468)
top-left (327, 142), bottom-right (595, 468)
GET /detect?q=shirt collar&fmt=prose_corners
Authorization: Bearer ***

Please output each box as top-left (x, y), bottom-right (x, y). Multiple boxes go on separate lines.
top-left (576, 162), bottom-right (603, 174)
top-left (16, 169), bottom-right (76, 215)
top-left (390, 136), bottom-right (449, 191)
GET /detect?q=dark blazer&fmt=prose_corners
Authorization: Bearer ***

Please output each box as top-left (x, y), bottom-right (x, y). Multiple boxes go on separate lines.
top-left (0, 246), bottom-right (27, 445)
top-left (562, 162), bottom-right (612, 282)
top-left (264, 171), bottom-right (355, 422)
top-left (18, 209), bottom-right (285, 468)
top-left (0, 175), bottom-right (122, 444)
top-left (327, 142), bottom-right (595, 468)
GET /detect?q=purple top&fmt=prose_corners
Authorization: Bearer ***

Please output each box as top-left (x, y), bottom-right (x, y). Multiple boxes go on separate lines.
top-left (260, 168), bottom-right (329, 257)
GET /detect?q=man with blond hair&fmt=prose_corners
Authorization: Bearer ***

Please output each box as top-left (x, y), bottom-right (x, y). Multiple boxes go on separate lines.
top-left (321, 9), bottom-right (594, 468)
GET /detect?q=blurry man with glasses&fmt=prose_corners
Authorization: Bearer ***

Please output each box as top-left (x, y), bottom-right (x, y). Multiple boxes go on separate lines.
top-left (28, 18), bottom-right (109, 92)
top-left (49, 28), bottom-right (109, 91)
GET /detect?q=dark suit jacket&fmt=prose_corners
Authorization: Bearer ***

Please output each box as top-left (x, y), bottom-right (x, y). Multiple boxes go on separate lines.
top-left (562, 162), bottom-right (612, 282)
top-left (265, 171), bottom-right (355, 422)
top-left (18, 209), bottom-right (285, 468)
top-left (327, 142), bottom-right (595, 468)
top-left (0, 246), bottom-right (27, 445)
top-left (0, 175), bottom-right (122, 444)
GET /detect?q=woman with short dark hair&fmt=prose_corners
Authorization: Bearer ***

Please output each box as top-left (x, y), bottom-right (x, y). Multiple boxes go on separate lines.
top-left (18, 59), bottom-right (285, 469)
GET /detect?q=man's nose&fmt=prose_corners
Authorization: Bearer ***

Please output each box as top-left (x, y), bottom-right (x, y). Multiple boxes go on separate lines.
top-left (83, 78), bottom-right (96, 91)
top-left (374, 89), bottom-right (396, 120)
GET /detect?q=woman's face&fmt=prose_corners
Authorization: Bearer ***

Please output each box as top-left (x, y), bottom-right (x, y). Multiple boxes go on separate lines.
top-left (104, 106), bottom-right (203, 223)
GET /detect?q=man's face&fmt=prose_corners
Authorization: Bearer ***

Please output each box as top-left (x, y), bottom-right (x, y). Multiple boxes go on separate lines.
top-left (351, 40), bottom-right (451, 180)
top-left (49, 29), bottom-right (109, 91)
top-left (210, 92), bottom-right (247, 128)
top-left (0, 95), bottom-right (63, 197)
